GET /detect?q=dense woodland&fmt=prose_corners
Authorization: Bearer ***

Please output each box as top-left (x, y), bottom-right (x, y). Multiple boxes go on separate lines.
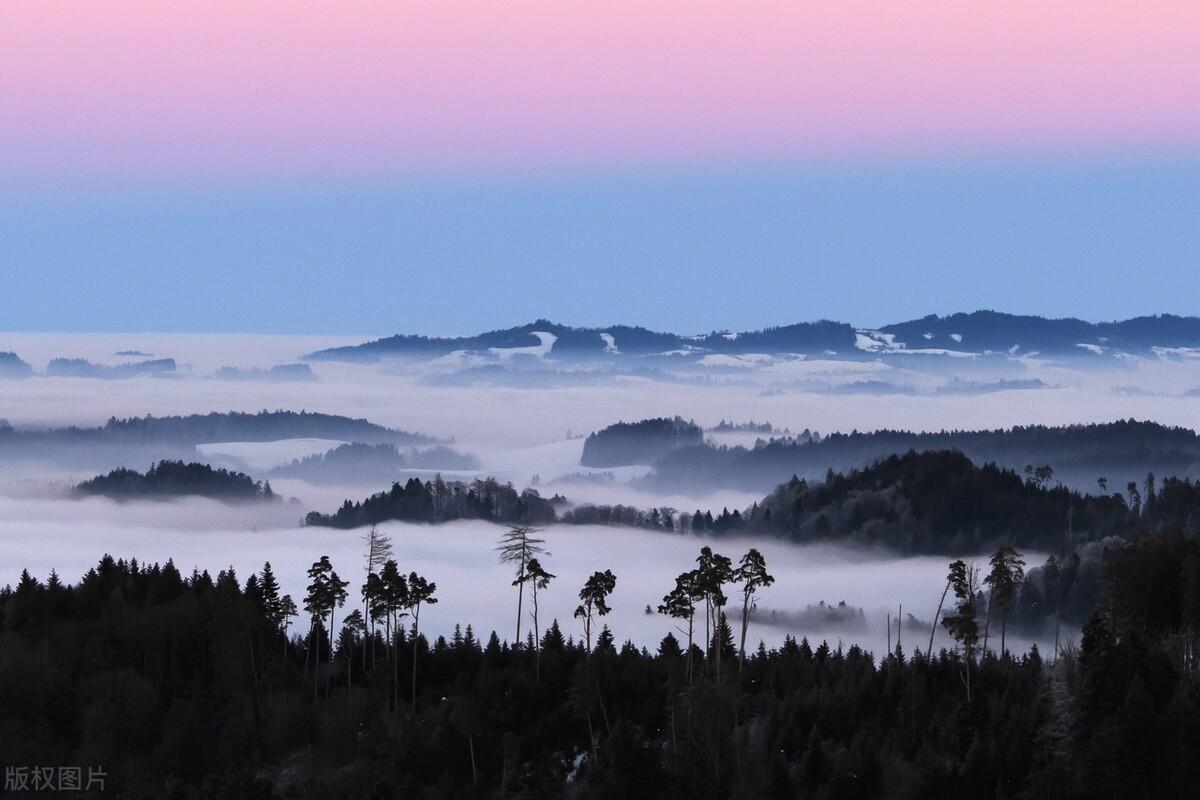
top-left (271, 443), bottom-right (481, 484)
top-left (305, 477), bottom-right (564, 528)
top-left (75, 461), bottom-right (278, 502)
top-left (1, 528), bottom-right (1197, 798)
top-left (579, 417), bottom-right (703, 468)
top-left (643, 419), bottom-right (1200, 492)
top-left (321, 449), bottom-right (1200, 556)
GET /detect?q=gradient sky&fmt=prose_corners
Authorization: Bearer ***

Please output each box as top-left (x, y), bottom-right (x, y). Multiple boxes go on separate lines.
top-left (2, 2), bottom-right (1198, 334)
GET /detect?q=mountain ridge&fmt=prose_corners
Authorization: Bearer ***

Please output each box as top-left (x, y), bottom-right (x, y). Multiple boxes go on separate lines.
top-left (304, 310), bottom-right (1200, 362)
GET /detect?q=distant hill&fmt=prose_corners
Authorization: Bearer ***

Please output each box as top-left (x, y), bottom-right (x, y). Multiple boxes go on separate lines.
top-left (580, 416), bottom-right (704, 467)
top-left (0, 351), bottom-right (33, 379)
top-left (0, 410), bottom-right (437, 469)
top-left (75, 460), bottom-right (277, 502)
top-left (304, 477), bottom-right (560, 528)
top-left (47, 357), bottom-right (177, 379)
top-left (271, 442), bottom-right (480, 484)
top-left (302, 311), bottom-right (1200, 362)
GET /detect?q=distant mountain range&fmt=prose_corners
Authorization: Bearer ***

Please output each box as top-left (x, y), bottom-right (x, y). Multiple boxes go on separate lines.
top-left (303, 311), bottom-right (1200, 362)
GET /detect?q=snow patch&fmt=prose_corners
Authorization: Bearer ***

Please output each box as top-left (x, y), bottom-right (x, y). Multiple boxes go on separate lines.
top-left (599, 333), bottom-right (619, 354)
top-left (1075, 343), bottom-right (1106, 355)
top-left (489, 331), bottom-right (558, 361)
top-left (949, 333), bottom-right (963, 343)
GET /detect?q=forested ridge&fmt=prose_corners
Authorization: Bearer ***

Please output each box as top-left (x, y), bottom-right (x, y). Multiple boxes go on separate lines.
top-left (75, 460), bottom-right (278, 502)
top-left (643, 419), bottom-right (1200, 492)
top-left (312, 449), bottom-right (1200, 555)
top-left (1, 529), bottom-right (1197, 798)
top-left (304, 477), bottom-right (564, 528)
top-left (580, 417), bottom-right (703, 468)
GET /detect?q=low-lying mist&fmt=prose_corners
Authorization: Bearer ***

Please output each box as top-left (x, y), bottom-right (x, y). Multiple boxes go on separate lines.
top-left (0, 494), bottom-right (1059, 658)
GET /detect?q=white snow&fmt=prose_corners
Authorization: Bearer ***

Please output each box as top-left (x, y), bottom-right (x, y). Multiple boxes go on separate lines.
top-left (854, 332), bottom-right (888, 352)
top-left (489, 331), bottom-right (558, 361)
top-left (949, 333), bottom-right (963, 343)
top-left (698, 353), bottom-right (774, 368)
top-left (1075, 343), bottom-right (1106, 355)
top-left (599, 333), bottom-right (619, 354)
top-left (721, 331), bottom-right (739, 341)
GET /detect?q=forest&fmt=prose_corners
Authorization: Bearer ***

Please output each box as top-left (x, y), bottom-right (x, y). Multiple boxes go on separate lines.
top-left (1, 527), bottom-right (1196, 798)
top-left (643, 419), bottom-right (1200, 492)
top-left (304, 477), bottom-right (564, 529)
top-left (579, 416), bottom-right (703, 468)
top-left (314, 449), bottom-right (1200, 556)
top-left (271, 443), bottom-right (481, 484)
top-left (74, 461), bottom-right (278, 502)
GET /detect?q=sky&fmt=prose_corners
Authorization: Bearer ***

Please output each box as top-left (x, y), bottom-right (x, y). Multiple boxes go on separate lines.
top-left (2, 2), bottom-right (1198, 334)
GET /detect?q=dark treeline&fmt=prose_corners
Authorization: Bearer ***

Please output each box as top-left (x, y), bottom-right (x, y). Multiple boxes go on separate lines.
top-left (305, 477), bottom-right (564, 528)
top-left (271, 442), bottom-right (481, 484)
top-left (75, 460), bottom-right (278, 502)
top-left (643, 419), bottom-right (1200, 493)
top-left (580, 416), bottom-right (703, 468)
top-left (0, 410), bottom-right (436, 469)
top-left (0, 409), bottom-right (430, 447)
top-left (2, 531), bottom-right (1198, 798)
top-left (311, 450), bottom-right (1200, 557)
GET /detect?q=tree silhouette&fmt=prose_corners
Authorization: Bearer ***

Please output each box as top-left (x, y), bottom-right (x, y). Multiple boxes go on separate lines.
top-left (984, 545), bottom-right (1026, 657)
top-left (515, 557), bottom-right (555, 681)
top-left (659, 571), bottom-right (701, 683)
top-left (496, 526), bottom-right (546, 648)
top-left (407, 572), bottom-right (438, 709)
top-left (574, 570), bottom-right (617, 651)
top-left (734, 548), bottom-right (774, 676)
top-left (941, 559), bottom-right (982, 703)
top-left (695, 547), bottom-right (734, 679)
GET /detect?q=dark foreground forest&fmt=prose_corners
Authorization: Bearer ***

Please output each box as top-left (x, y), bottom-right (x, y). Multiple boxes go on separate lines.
top-left (1, 530), bottom-right (1198, 799)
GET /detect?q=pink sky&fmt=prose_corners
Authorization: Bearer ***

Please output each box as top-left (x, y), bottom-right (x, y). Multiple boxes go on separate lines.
top-left (2, 1), bottom-right (1198, 175)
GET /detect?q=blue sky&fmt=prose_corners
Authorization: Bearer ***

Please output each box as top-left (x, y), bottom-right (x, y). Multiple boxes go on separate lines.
top-left (3, 157), bottom-right (1197, 335)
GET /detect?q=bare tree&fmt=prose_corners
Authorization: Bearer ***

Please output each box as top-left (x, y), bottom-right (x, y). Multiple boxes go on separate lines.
top-left (361, 525), bottom-right (393, 669)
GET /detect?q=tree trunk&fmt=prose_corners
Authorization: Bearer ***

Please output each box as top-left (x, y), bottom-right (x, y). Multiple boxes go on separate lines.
top-left (715, 611), bottom-right (723, 681)
top-left (411, 606), bottom-right (420, 711)
top-left (312, 623), bottom-right (320, 702)
top-left (1000, 614), bottom-right (1008, 658)
top-left (363, 599), bottom-right (370, 672)
top-left (739, 595), bottom-right (750, 677)
top-left (687, 613), bottom-right (695, 685)
top-left (982, 588), bottom-right (994, 656)
top-left (515, 566), bottom-right (525, 648)
top-left (928, 579), bottom-right (951, 658)
top-left (532, 586), bottom-right (541, 682)
top-left (327, 608), bottom-right (336, 696)
top-left (468, 735), bottom-right (477, 784)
